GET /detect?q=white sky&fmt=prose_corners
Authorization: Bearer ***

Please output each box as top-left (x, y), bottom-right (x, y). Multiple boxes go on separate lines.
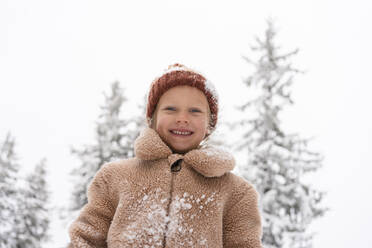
top-left (1, 0), bottom-right (371, 247)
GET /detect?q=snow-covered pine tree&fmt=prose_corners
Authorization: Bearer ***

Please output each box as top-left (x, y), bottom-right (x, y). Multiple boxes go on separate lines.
top-left (130, 94), bottom-right (147, 142)
top-left (70, 81), bottom-right (140, 212)
top-left (237, 20), bottom-right (326, 248)
top-left (0, 133), bottom-right (20, 248)
top-left (14, 159), bottom-right (50, 248)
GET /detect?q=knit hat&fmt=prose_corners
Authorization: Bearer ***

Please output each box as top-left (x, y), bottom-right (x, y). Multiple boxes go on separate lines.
top-left (146, 63), bottom-right (219, 131)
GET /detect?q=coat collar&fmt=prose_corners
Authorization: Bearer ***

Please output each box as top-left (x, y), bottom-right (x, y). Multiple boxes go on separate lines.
top-left (134, 128), bottom-right (235, 178)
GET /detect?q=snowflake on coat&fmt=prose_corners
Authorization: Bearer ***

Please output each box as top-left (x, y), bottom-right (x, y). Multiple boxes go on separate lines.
top-left (117, 188), bottom-right (218, 247)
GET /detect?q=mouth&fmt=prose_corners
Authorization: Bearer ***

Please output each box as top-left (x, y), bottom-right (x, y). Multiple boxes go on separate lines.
top-left (169, 129), bottom-right (194, 136)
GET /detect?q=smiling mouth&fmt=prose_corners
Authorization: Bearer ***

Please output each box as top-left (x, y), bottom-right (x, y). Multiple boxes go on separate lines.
top-left (170, 130), bottom-right (193, 136)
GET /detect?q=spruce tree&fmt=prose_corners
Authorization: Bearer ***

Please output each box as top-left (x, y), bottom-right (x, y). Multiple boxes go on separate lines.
top-left (0, 133), bottom-right (19, 248)
top-left (237, 20), bottom-right (326, 248)
top-left (70, 81), bottom-right (140, 212)
top-left (14, 159), bottom-right (50, 248)
top-left (130, 95), bottom-right (147, 143)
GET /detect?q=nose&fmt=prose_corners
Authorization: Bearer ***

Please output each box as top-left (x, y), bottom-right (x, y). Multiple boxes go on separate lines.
top-left (176, 112), bottom-right (189, 124)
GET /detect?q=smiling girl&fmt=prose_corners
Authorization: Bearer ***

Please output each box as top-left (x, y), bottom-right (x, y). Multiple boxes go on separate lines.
top-left (68, 64), bottom-right (263, 247)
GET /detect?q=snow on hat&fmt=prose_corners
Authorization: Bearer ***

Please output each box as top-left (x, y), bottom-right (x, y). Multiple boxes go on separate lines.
top-left (146, 63), bottom-right (219, 130)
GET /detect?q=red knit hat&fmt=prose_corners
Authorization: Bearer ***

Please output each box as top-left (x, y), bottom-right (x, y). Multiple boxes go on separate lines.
top-left (146, 63), bottom-right (219, 130)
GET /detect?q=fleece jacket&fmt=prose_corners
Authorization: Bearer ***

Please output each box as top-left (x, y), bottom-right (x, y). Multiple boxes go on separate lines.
top-left (68, 127), bottom-right (263, 247)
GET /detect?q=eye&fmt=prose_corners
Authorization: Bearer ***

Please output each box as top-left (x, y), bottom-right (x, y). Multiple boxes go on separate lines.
top-left (190, 108), bottom-right (202, 113)
top-left (164, 106), bottom-right (176, 111)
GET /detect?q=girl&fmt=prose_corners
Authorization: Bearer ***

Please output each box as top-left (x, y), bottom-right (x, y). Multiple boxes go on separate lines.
top-left (68, 64), bottom-right (263, 247)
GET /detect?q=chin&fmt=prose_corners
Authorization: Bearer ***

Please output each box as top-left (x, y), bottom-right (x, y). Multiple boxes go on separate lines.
top-left (172, 148), bottom-right (188, 154)
top-left (170, 144), bottom-right (190, 154)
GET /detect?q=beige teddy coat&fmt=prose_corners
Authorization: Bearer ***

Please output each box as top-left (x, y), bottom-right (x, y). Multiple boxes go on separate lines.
top-left (68, 128), bottom-right (263, 247)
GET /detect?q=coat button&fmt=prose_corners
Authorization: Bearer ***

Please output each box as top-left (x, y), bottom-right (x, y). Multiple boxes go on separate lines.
top-left (171, 159), bottom-right (182, 172)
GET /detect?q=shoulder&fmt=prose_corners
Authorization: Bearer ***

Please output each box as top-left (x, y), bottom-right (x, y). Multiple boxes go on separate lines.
top-left (101, 157), bottom-right (138, 170)
top-left (94, 157), bottom-right (139, 181)
top-left (222, 172), bottom-right (259, 207)
top-left (88, 158), bottom-right (139, 200)
top-left (224, 172), bottom-right (255, 191)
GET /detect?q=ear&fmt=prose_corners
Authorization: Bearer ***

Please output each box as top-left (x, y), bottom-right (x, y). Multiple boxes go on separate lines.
top-left (149, 105), bottom-right (160, 129)
top-left (149, 111), bottom-right (158, 129)
top-left (206, 128), bottom-right (211, 135)
top-left (147, 117), bottom-right (153, 128)
top-left (203, 123), bottom-right (212, 139)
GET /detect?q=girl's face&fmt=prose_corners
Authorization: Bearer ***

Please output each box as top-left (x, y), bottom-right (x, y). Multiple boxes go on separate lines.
top-left (152, 85), bottom-right (210, 154)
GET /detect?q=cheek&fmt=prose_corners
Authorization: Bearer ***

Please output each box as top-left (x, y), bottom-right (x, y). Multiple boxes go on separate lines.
top-left (152, 112), bottom-right (169, 131)
top-left (197, 115), bottom-right (209, 133)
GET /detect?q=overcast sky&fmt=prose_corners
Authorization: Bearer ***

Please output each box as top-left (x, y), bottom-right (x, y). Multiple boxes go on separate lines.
top-left (1, 0), bottom-right (371, 247)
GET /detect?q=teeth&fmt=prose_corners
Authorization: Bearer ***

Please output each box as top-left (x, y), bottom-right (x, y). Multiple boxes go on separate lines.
top-left (172, 130), bottom-right (192, 135)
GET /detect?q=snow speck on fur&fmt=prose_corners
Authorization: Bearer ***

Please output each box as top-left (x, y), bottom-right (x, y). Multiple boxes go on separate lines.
top-left (121, 198), bottom-right (168, 245)
top-left (202, 148), bottom-right (234, 165)
top-left (120, 189), bottom-right (214, 246)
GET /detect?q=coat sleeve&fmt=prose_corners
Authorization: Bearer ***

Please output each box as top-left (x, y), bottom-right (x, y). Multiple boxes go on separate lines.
top-left (223, 183), bottom-right (263, 248)
top-left (68, 165), bottom-right (117, 248)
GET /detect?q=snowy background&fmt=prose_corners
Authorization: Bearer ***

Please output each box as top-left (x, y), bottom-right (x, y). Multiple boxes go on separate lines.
top-left (1, 0), bottom-right (371, 247)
